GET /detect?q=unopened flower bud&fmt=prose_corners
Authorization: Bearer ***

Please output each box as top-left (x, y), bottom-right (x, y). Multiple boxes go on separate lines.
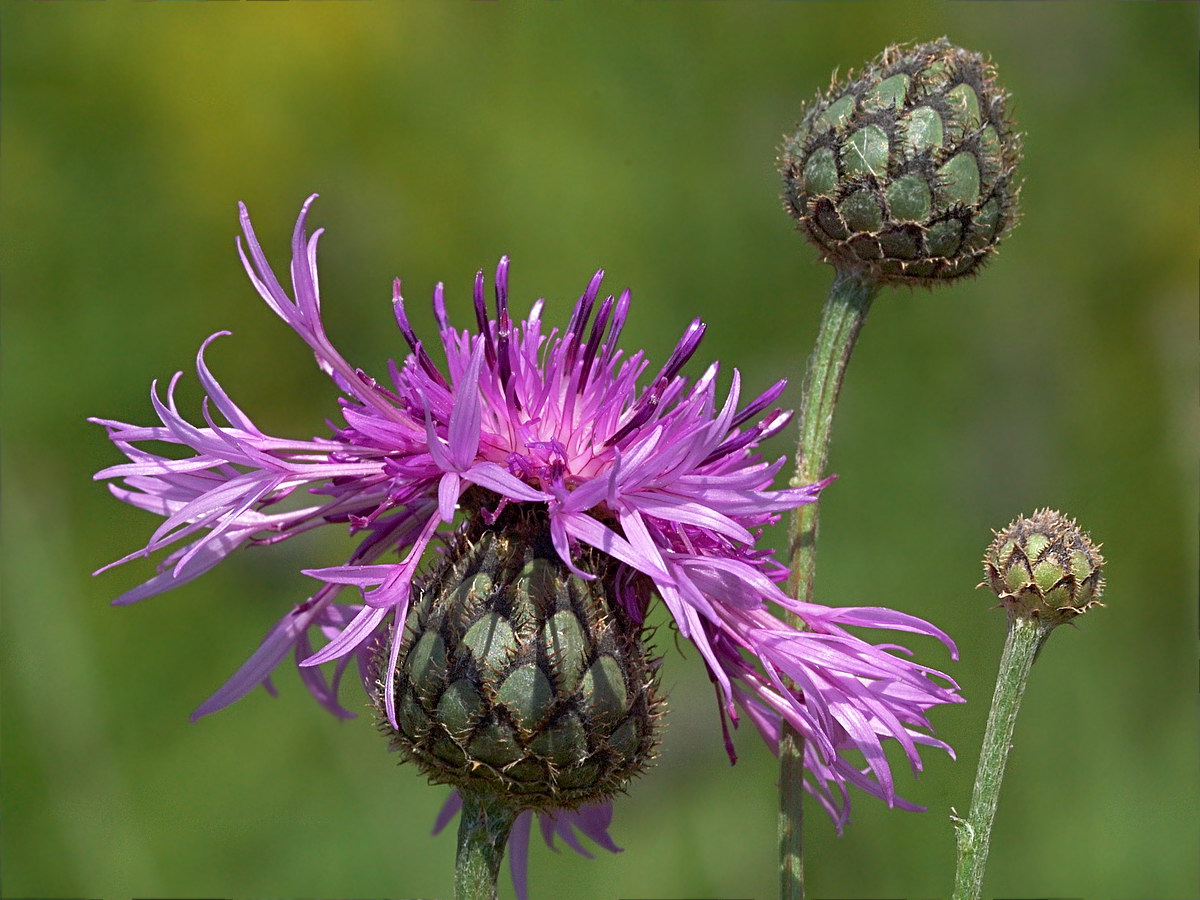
top-left (982, 509), bottom-right (1105, 626)
top-left (780, 38), bottom-right (1021, 284)
top-left (375, 505), bottom-right (660, 812)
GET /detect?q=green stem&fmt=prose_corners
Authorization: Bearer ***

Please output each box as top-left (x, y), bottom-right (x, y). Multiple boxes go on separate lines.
top-left (952, 614), bottom-right (1053, 900)
top-left (780, 269), bottom-right (878, 900)
top-left (455, 791), bottom-right (517, 900)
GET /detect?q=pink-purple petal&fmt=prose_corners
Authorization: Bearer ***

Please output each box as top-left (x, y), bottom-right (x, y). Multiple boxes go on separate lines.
top-left (508, 811), bottom-right (534, 900)
top-left (191, 596), bottom-right (331, 721)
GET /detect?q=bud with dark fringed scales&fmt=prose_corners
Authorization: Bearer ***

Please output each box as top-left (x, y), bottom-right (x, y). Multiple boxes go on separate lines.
top-left (780, 38), bottom-right (1021, 285)
top-left (375, 503), bottom-right (661, 812)
top-left (982, 508), bottom-right (1105, 626)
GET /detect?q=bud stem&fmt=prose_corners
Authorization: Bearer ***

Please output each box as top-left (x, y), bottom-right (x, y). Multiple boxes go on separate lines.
top-left (455, 791), bottom-right (517, 900)
top-left (952, 613), bottom-right (1053, 900)
top-left (780, 268), bottom-right (878, 900)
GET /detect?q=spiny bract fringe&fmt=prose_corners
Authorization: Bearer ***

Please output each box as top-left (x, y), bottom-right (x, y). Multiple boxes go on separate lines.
top-left (374, 504), bottom-right (662, 811)
top-left (780, 38), bottom-right (1022, 285)
top-left (982, 508), bottom-right (1105, 625)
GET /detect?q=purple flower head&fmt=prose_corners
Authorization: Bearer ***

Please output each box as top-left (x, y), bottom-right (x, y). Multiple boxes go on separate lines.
top-left (93, 196), bottom-right (962, 888)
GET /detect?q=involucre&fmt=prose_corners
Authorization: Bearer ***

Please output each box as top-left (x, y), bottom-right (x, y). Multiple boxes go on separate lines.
top-left (780, 38), bottom-right (1021, 284)
top-left (376, 502), bottom-right (661, 811)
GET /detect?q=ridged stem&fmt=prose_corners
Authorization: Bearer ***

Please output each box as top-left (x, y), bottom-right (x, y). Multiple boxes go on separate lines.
top-left (952, 614), bottom-right (1053, 900)
top-left (780, 268), bottom-right (878, 900)
top-left (455, 791), bottom-right (517, 900)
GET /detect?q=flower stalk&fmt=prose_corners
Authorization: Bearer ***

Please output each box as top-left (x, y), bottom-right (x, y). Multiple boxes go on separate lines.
top-left (953, 509), bottom-right (1105, 900)
top-left (455, 792), bottom-right (518, 900)
top-left (776, 37), bottom-right (1023, 896)
top-left (951, 613), bottom-right (1048, 900)
top-left (786, 269), bottom-right (879, 600)
top-left (780, 268), bottom-right (878, 900)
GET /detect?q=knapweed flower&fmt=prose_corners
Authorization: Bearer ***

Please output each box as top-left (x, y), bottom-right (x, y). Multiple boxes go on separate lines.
top-left (93, 196), bottom-right (962, 887)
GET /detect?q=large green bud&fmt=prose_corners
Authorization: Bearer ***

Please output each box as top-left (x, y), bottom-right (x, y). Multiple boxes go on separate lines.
top-left (982, 509), bottom-right (1105, 626)
top-left (780, 38), bottom-right (1021, 284)
top-left (375, 506), bottom-right (660, 811)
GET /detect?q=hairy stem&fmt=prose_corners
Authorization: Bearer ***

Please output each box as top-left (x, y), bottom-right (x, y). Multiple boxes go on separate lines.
top-left (455, 791), bottom-right (517, 900)
top-left (780, 269), bottom-right (878, 900)
top-left (952, 614), bottom-right (1052, 900)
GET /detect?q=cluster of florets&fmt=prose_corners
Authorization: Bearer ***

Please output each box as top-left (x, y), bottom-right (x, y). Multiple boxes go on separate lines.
top-left (93, 197), bottom-right (965, 893)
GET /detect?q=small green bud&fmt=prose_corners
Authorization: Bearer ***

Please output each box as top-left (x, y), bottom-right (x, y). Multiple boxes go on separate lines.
top-left (982, 509), bottom-right (1105, 626)
top-left (779, 38), bottom-right (1022, 285)
top-left (375, 507), bottom-right (660, 812)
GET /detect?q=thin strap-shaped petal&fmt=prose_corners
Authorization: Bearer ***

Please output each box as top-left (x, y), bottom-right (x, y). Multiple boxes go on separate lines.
top-left (446, 339), bottom-right (485, 469)
top-left (432, 792), bottom-right (462, 835)
top-left (508, 811), bottom-right (534, 900)
top-left (192, 591), bottom-right (334, 720)
top-left (300, 604), bottom-right (388, 666)
top-left (195, 333), bottom-right (258, 433)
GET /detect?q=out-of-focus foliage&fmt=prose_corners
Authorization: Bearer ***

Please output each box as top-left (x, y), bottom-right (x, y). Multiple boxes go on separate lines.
top-left (3, 3), bottom-right (1196, 899)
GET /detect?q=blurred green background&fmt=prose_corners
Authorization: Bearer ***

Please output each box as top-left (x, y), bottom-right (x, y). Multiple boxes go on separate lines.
top-left (3, 2), bottom-right (1197, 899)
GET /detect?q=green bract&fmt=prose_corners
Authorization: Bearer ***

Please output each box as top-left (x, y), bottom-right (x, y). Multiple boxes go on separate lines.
top-left (780, 38), bottom-right (1021, 284)
top-left (982, 509), bottom-right (1105, 626)
top-left (375, 507), bottom-right (660, 811)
